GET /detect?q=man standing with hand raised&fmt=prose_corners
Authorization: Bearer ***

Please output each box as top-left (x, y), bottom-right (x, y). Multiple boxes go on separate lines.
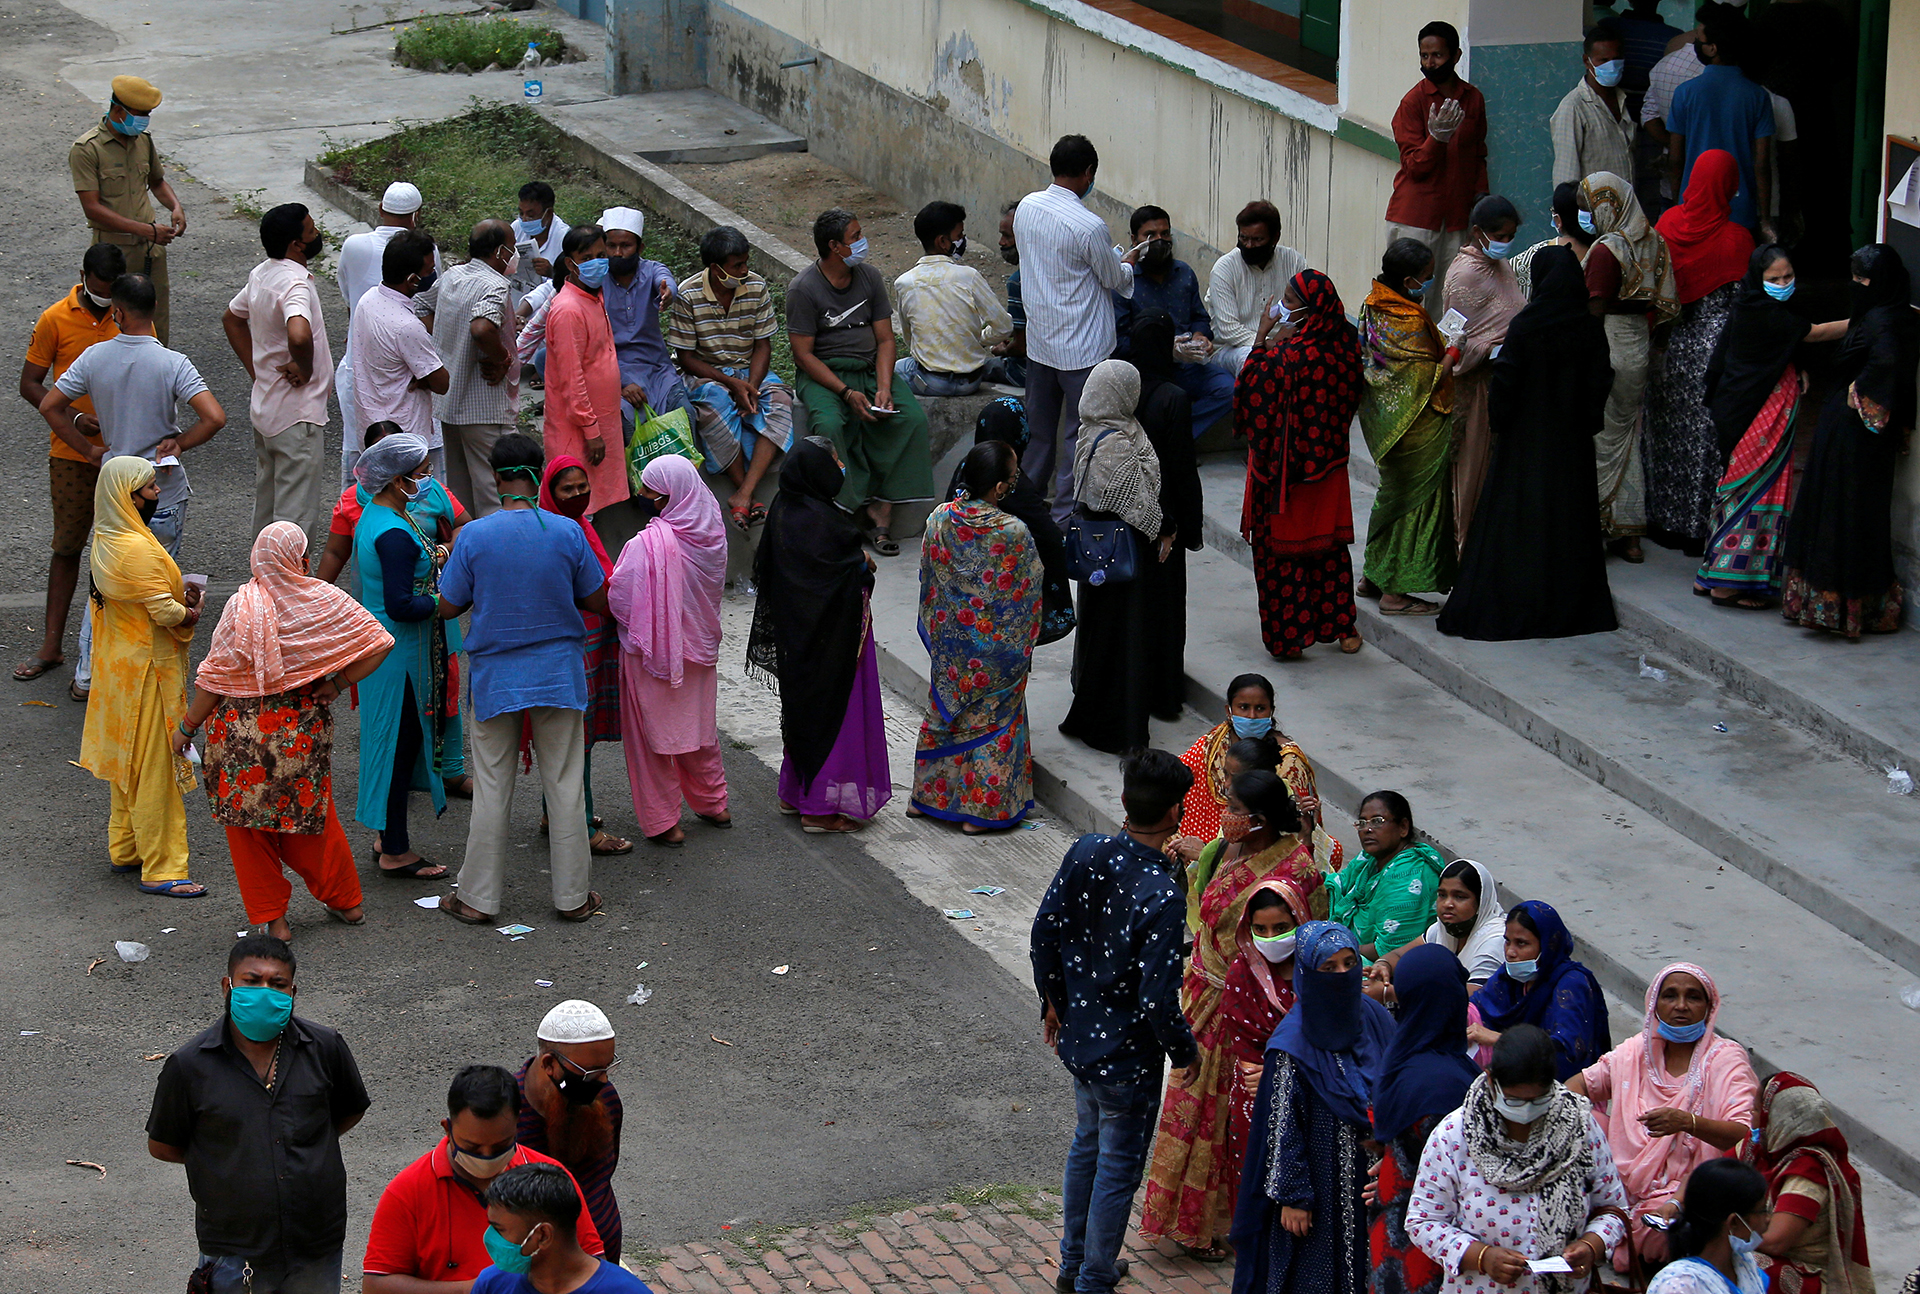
top-left (1385, 22), bottom-right (1489, 322)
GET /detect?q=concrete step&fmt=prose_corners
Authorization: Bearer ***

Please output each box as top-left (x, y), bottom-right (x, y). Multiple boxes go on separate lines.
top-left (1194, 453), bottom-right (1920, 982)
top-left (865, 435), bottom-right (1920, 1203)
top-left (546, 88), bottom-right (806, 164)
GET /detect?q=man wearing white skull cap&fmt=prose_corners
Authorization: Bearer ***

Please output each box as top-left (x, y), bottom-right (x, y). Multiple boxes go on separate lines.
top-left (516, 999), bottom-right (625, 1261)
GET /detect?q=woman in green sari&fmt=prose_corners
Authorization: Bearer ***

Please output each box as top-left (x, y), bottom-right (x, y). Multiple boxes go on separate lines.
top-left (1359, 238), bottom-right (1456, 614)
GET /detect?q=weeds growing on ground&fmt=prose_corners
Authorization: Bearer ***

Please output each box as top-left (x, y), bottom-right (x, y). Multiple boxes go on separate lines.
top-left (394, 16), bottom-right (564, 70)
top-left (947, 1183), bottom-right (1059, 1219)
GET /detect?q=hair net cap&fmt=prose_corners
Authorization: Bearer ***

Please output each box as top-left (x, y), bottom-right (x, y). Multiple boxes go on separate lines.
top-left (381, 182), bottom-right (424, 216)
top-left (600, 206), bottom-right (645, 239)
top-left (352, 433), bottom-right (430, 493)
top-left (537, 999), bottom-right (615, 1043)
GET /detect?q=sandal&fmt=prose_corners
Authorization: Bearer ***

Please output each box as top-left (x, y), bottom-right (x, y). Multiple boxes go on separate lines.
top-left (13, 655), bottom-right (62, 681)
top-left (646, 829), bottom-right (685, 849)
top-left (439, 893), bottom-right (494, 925)
top-left (326, 906), bottom-right (367, 926)
top-left (70, 680), bottom-right (89, 702)
top-left (744, 501), bottom-right (768, 527)
top-left (1712, 593), bottom-right (1772, 611)
top-left (557, 891), bottom-right (604, 922)
top-left (110, 862), bottom-right (140, 874)
top-left (696, 812), bottom-right (733, 829)
top-left (139, 879), bottom-right (207, 899)
top-left (540, 815), bottom-right (605, 836)
top-left (1182, 1244), bottom-right (1232, 1264)
top-left (1607, 537), bottom-right (1645, 564)
top-left (377, 855), bottom-right (449, 880)
top-left (590, 831), bottom-right (634, 855)
top-left (1356, 577), bottom-right (1382, 599)
top-left (1380, 597), bottom-right (1440, 616)
top-left (862, 526), bottom-right (901, 557)
top-left (730, 504), bottom-right (752, 530)
top-left (801, 814), bottom-right (862, 834)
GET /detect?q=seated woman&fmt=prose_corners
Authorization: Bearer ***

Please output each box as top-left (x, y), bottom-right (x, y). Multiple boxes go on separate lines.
top-left (1174, 673), bottom-right (1341, 877)
top-left (1568, 962), bottom-right (1757, 1269)
top-left (1370, 944), bottom-right (1482, 1294)
top-left (1745, 1074), bottom-right (1876, 1294)
top-left (1644, 1160), bottom-right (1773, 1294)
top-left (1469, 900), bottom-right (1611, 1081)
top-left (1329, 790), bottom-right (1444, 964)
top-left (1230, 922), bottom-right (1395, 1294)
top-left (1406, 1023), bottom-right (1629, 1294)
top-left (1367, 858), bottom-right (1507, 1002)
top-left (1145, 773), bottom-right (1317, 1256)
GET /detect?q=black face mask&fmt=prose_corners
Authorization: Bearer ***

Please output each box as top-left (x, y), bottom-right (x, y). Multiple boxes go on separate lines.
top-left (1442, 917), bottom-right (1476, 939)
top-left (948, 235), bottom-right (968, 261)
top-left (1141, 241), bottom-right (1174, 269)
top-left (411, 269), bottom-right (437, 297)
top-left (1421, 62), bottom-right (1454, 85)
top-left (1240, 242), bottom-right (1275, 268)
top-left (136, 493), bottom-right (159, 525)
top-left (999, 245), bottom-right (1019, 267)
top-left (608, 253), bottom-right (640, 278)
top-left (554, 1067), bottom-right (605, 1107)
top-left (302, 232), bottom-right (325, 259)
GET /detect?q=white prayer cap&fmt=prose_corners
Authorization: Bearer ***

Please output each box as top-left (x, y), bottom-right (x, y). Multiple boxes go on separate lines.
top-left (537, 999), bottom-right (615, 1043)
top-left (600, 206), bottom-right (645, 239)
top-left (381, 182), bottom-right (424, 216)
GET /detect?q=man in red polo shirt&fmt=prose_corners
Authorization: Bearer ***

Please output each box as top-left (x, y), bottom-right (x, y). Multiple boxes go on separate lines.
top-left (1385, 19), bottom-right (1489, 321)
top-left (364, 1065), bottom-right (602, 1293)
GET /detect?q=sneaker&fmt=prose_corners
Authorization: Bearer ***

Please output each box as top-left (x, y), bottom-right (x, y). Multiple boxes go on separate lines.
top-left (1056, 1258), bottom-right (1128, 1292)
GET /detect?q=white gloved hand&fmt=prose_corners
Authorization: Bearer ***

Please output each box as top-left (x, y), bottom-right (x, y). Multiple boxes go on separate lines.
top-left (1427, 99), bottom-right (1465, 142)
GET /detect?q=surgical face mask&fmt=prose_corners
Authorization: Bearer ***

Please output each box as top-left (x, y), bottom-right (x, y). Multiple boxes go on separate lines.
top-left (1591, 58), bottom-right (1626, 87)
top-left (1494, 1088), bottom-right (1555, 1125)
top-left (1220, 810), bottom-right (1256, 843)
top-left (1506, 957), bottom-right (1540, 983)
top-left (1730, 1217), bottom-right (1764, 1256)
top-left (1656, 1016), bottom-right (1709, 1044)
top-left (514, 216), bottom-right (546, 240)
top-left (1268, 300), bottom-right (1300, 326)
top-left (501, 247), bottom-right (521, 277)
top-left (608, 253), bottom-right (640, 278)
top-left (84, 285), bottom-right (113, 309)
top-left (1408, 276), bottom-right (1433, 301)
top-left (399, 473), bottom-right (427, 501)
top-left (112, 111), bottom-right (150, 136)
top-left (1483, 238), bottom-right (1515, 259)
top-left (999, 245), bottom-right (1019, 267)
top-left (483, 1224), bottom-right (540, 1275)
top-left (1577, 209), bottom-right (1598, 236)
top-left (1253, 931), bottom-right (1297, 963)
top-left (1230, 714), bottom-right (1274, 739)
top-left (1763, 279), bottom-right (1797, 302)
top-left (1241, 241), bottom-right (1276, 268)
top-left (451, 1141), bottom-right (516, 1179)
top-left (948, 235), bottom-right (968, 261)
top-left (844, 236), bottom-right (869, 266)
top-left (574, 257), bottom-right (610, 290)
top-left (227, 984), bottom-right (295, 1043)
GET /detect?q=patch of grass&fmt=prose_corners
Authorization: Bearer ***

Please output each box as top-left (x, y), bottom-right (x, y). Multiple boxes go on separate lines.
top-left (948, 1183), bottom-right (1058, 1219)
top-left (394, 16), bottom-right (564, 70)
top-left (228, 187), bottom-right (267, 222)
top-left (831, 1196), bottom-right (916, 1240)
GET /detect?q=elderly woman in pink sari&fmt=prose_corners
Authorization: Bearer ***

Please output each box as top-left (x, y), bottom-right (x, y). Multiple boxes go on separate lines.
top-left (1439, 195), bottom-right (1527, 555)
top-left (1568, 962), bottom-right (1758, 1270)
top-left (607, 454), bottom-right (731, 846)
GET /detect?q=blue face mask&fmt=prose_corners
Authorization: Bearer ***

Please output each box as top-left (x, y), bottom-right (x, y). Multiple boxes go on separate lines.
top-left (1408, 276), bottom-right (1433, 301)
top-left (1484, 239), bottom-right (1514, 259)
top-left (1577, 209), bottom-right (1598, 236)
top-left (1730, 1217), bottom-right (1764, 1256)
top-left (1592, 59), bottom-right (1626, 87)
top-left (1656, 1017), bottom-right (1709, 1044)
top-left (513, 216), bottom-right (546, 240)
top-left (1763, 279), bottom-right (1797, 302)
top-left (1506, 958), bottom-right (1540, 983)
top-left (483, 1224), bottom-right (539, 1274)
top-left (111, 110), bottom-right (150, 136)
top-left (845, 236), bottom-right (870, 266)
top-left (574, 257), bottom-right (610, 289)
top-left (1230, 714), bottom-right (1274, 739)
top-left (227, 984), bottom-right (294, 1043)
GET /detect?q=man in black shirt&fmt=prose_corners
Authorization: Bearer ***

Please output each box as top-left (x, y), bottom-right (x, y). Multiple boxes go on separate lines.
top-left (147, 933), bottom-right (370, 1293)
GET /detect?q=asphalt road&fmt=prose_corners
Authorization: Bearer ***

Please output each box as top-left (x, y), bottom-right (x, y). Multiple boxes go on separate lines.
top-left (0, 4), bottom-right (1073, 1285)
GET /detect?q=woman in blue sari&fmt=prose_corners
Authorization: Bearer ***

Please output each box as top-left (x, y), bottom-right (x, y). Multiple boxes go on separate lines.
top-left (351, 434), bottom-right (453, 878)
top-left (1232, 921), bottom-right (1395, 1294)
top-left (1469, 899), bottom-right (1611, 1081)
top-left (909, 441), bottom-right (1043, 833)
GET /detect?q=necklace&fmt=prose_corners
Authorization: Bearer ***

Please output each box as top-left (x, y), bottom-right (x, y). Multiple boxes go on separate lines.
top-left (263, 1037), bottom-right (283, 1091)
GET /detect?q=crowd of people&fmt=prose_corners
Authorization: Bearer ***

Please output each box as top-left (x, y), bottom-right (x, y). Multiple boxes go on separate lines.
top-left (1032, 742), bottom-right (1891, 1294)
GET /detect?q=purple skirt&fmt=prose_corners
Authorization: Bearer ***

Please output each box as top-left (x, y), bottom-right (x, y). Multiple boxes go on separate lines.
top-left (777, 624), bottom-right (891, 820)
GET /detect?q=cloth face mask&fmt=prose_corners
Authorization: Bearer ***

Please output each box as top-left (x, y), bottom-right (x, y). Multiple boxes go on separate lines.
top-left (1253, 931), bottom-right (1297, 963)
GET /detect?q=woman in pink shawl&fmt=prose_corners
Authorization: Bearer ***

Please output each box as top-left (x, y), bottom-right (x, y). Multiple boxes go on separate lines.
top-left (1569, 962), bottom-right (1758, 1269)
top-left (1439, 195), bottom-right (1528, 556)
top-left (608, 454), bottom-right (730, 845)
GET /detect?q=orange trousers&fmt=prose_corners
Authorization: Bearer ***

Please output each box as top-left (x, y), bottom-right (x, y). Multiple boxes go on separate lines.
top-left (224, 799), bottom-right (364, 924)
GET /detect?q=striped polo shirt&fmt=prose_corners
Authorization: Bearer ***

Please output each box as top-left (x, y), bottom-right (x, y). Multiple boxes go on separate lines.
top-left (667, 267), bottom-right (777, 369)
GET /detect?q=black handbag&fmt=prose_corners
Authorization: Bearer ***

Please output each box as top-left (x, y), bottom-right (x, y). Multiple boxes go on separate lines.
top-left (1063, 505), bottom-right (1138, 586)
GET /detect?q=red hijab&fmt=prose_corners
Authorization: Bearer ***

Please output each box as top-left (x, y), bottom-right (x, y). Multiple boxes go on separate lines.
top-left (538, 455), bottom-right (615, 576)
top-left (1656, 149), bottom-right (1755, 304)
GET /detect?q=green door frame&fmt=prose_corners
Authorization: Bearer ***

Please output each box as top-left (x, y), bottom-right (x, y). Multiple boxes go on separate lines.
top-left (1852, 0), bottom-right (1889, 245)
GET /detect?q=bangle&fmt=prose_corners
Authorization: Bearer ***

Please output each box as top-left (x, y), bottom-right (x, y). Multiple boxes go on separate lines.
top-left (1690, 1112), bottom-right (1699, 1134)
top-left (1474, 1245), bottom-right (1488, 1274)
top-left (177, 719), bottom-right (196, 738)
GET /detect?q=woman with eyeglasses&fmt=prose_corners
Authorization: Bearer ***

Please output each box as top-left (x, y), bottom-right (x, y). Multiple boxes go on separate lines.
top-left (1328, 791), bottom-right (1444, 964)
top-left (1641, 1160), bottom-right (1773, 1294)
top-left (1468, 900), bottom-right (1611, 1081)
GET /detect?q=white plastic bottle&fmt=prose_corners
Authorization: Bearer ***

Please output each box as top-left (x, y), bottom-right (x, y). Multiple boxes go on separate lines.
top-left (520, 41), bottom-right (543, 103)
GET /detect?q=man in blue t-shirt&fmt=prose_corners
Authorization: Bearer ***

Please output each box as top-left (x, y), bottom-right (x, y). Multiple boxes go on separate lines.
top-left (474, 1163), bottom-right (652, 1294)
top-left (437, 433), bottom-right (609, 926)
top-left (1664, 11), bottom-right (1774, 235)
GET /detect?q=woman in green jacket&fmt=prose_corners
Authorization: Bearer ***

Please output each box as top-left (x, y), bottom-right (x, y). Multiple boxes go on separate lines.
top-left (1330, 790), bottom-right (1445, 961)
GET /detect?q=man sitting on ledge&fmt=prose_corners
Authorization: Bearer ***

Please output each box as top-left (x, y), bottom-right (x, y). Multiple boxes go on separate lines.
top-left (893, 199), bottom-right (1016, 398)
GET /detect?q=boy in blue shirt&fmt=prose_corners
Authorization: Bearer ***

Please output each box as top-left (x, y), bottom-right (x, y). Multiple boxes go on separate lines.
top-left (476, 1163), bottom-right (652, 1294)
top-left (1664, 11), bottom-right (1774, 235)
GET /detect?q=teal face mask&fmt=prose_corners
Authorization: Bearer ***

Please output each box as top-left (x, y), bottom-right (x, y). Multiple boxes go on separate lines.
top-left (1763, 279), bottom-right (1797, 302)
top-left (112, 112), bottom-right (150, 136)
top-left (484, 1224), bottom-right (539, 1274)
top-left (227, 984), bottom-right (294, 1042)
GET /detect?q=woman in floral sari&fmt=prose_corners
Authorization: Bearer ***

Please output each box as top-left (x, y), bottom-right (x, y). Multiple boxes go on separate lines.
top-left (1744, 1073), bottom-right (1877, 1294)
top-left (1359, 239), bottom-right (1456, 614)
top-left (1141, 771), bottom-right (1320, 1258)
top-left (909, 441), bottom-right (1043, 831)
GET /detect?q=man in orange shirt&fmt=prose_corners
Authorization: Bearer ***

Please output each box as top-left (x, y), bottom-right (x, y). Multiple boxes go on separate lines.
top-left (15, 243), bottom-right (124, 689)
top-left (364, 1065), bottom-right (604, 1294)
top-left (1385, 20), bottom-right (1489, 322)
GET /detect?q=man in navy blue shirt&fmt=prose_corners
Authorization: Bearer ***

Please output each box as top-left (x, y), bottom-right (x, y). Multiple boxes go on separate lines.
top-left (438, 433), bottom-right (610, 926)
top-left (1664, 11), bottom-right (1774, 235)
top-left (1032, 749), bottom-right (1199, 1294)
top-left (1112, 206), bottom-right (1236, 437)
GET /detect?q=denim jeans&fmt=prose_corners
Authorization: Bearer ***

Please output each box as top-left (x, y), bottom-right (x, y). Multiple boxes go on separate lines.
top-left (1173, 360), bottom-right (1238, 438)
top-left (894, 354), bottom-right (1017, 398)
top-left (195, 1248), bottom-right (342, 1294)
top-left (1059, 1074), bottom-right (1159, 1293)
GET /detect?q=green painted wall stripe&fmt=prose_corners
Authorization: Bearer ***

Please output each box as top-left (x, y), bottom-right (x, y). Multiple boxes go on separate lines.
top-left (1335, 118), bottom-right (1398, 160)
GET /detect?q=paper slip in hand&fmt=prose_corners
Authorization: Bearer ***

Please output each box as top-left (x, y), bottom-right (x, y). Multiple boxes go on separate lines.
top-left (1438, 308), bottom-right (1469, 340)
top-left (1528, 1258), bottom-right (1573, 1274)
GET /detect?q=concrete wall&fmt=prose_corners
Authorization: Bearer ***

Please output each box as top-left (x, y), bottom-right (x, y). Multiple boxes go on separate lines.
top-left (1887, 0), bottom-right (1920, 612)
top-left (1468, 0), bottom-right (1582, 227)
top-left (605, 0), bottom-right (708, 94)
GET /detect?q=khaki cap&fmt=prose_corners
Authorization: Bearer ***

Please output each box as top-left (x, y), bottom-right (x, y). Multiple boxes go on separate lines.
top-left (110, 75), bottom-right (162, 113)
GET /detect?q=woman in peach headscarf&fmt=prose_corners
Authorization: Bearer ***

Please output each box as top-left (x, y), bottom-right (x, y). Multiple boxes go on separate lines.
top-left (81, 456), bottom-right (206, 897)
top-left (172, 521), bottom-right (394, 938)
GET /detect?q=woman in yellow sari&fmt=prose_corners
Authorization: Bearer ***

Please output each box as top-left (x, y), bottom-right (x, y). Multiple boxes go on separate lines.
top-left (1141, 769), bottom-right (1324, 1259)
top-left (1359, 238), bottom-right (1456, 614)
top-left (80, 456), bottom-right (206, 896)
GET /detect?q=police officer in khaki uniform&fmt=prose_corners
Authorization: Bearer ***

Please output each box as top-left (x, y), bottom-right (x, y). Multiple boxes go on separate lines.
top-left (70, 75), bottom-right (185, 345)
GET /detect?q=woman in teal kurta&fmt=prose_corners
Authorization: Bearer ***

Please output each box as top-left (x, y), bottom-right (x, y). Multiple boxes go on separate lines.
top-left (1329, 790), bottom-right (1445, 962)
top-left (351, 435), bottom-right (452, 877)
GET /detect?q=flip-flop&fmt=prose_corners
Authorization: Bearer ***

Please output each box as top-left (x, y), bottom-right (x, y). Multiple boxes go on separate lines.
top-left (646, 830), bottom-right (685, 849)
top-left (862, 527), bottom-right (901, 557)
top-left (802, 814), bottom-right (862, 834)
top-left (777, 801), bottom-right (799, 816)
top-left (696, 812), bottom-right (733, 829)
top-left (326, 907), bottom-right (367, 926)
top-left (744, 502), bottom-right (768, 527)
top-left (729, 504), bottom-right (753, 531)
top-left (69, 681), bottom-right (89, 702)
top-left (590, 832), bottom-right (634, 856)
top-left (556, 891), bottom-right (604, 922)
top-left (442, 776), bottom-right (475, 799)
top-left (1379, 598), bottom-right (1440, 616)
top-left (378, 856), bottom-right (448, 880)
top-left (13, 656), bottom-right (62, 681)
top-left (139, 879), bottom-right (207, 899)
top-left (439, 894), bottom-right (493, 925)
top-left (110, 862), bottom-right (140, 874)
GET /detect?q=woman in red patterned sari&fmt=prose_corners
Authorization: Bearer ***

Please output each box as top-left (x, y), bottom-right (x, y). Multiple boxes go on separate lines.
top-left (1219, 876), bottom-right (1317, 1202)
top-left (1238, 268), bottom-right (1364, 659)
top-left (1141, 771), bottom-right (1322, 1259)
top-left (1744, 1073), bottom-right (1876, 1294)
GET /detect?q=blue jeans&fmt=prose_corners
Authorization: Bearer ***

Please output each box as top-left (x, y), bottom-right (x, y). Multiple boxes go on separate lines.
top-left (1174, 360), bottom-right (1237, 438)
top-left (196, 1249), bottom-right (342, 1294)
top-left (1060, 1074), bottom-right (1159, 1293)
top-left (894, 354), bottom-right (1017, 397)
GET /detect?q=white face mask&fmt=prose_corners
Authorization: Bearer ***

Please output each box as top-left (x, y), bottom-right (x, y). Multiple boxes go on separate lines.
top-left (1494, 1087), bottom-right (1555, 1125)
top-left (84, 285), bottom-right (113, 309)
top-left (1253, 931), bottom-right (1297, 963)
top-left (501, 246), bottom-right (521, 277)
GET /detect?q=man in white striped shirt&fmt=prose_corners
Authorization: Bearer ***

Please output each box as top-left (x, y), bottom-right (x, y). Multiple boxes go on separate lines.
top-left (1014, 135), bottom-right (1144, 521)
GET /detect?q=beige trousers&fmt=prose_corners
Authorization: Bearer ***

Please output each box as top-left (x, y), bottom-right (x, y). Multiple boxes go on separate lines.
top-left (252, 421), bottom-right (328, 541)
top-left (457, 706), bottom-right (591, 914)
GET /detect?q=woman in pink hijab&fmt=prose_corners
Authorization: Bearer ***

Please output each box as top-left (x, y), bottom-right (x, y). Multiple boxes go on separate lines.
top-left (1569, 962), bottom-right (1758, 1270)
top-left (608, 454), bottom-right (730, 845)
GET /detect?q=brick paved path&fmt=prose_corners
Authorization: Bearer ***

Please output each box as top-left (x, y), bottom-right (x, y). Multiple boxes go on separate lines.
top-left (633, 1195), bottom-right (1235, 1294)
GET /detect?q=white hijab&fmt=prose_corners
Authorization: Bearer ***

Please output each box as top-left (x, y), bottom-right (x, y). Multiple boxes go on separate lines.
top-left (1424, 858), bottom-right (1506, 984)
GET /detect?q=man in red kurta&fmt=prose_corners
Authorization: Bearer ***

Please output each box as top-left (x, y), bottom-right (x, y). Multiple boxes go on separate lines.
top-left (1385, 20), bottom-right (1489, 321)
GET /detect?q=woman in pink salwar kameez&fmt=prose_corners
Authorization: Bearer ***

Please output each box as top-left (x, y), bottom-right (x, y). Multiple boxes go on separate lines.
top-left (543, 224), bottom-right (631, 516)
top-left (607, 454), bottom-right (730, 846)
